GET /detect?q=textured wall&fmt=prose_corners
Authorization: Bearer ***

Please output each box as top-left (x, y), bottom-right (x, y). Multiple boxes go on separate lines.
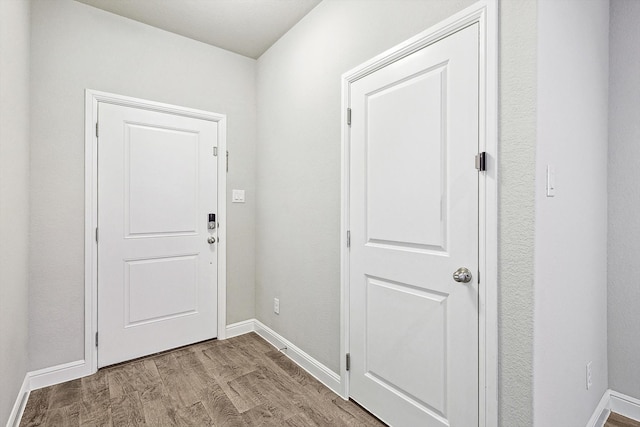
top-left (608, 0), bottom-right (640, 400)
top-left (534, 0), bottom-right (609, 425)
top-left (498, 1), bottom-right (537, 425)
top-left (29, 0), bottom-right (257, 370)
top-left (0, 0), bottom-right (30, 423)
top-left (255, 0), bottom-right (475, 376)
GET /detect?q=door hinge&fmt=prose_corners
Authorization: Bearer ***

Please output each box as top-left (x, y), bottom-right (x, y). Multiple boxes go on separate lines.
top-left (347, 108), bottom-right (352, 126)
top-left (346, 353), bottom-right (351, 371)
top-left (95, 332), bottom-right (98, 347)
top-left (213, 146), bottom-right (218, 157)
top-left (346, 230), bottom-right (351, 248)
top-left (95, 227), bottom-right (98, 243)
top-left (95, 122), bottom-right (99, 138)
top-left (226, 151), bottom-right (229, 173)
top-left (475, 152), bottom-right (486, 171)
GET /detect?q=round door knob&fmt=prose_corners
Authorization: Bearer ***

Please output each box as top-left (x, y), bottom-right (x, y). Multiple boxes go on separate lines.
top-left (453, 267), bottom-right (472, 283)
top-left (207, 236), bottom-right (216, 244)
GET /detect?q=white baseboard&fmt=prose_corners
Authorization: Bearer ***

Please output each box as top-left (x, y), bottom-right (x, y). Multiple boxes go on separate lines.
top-left (253, 320), bottom-right (342, 395)
top-left (28, 359), bottom-right (89, 391)
top-left (587, 389), bottom-right (611, 427)
top-left (5, 374), bottom-right (29, 427)
top-left (225, 318), bottom-right (342, 396)
top-left (7, 360), bottom-right (90, 426)
top-left (587, 389), bottom-right (640, 427)
top-left (225, 319), bottom-right (256, 338)
top-left (610, 390), bottom-right (640, 422)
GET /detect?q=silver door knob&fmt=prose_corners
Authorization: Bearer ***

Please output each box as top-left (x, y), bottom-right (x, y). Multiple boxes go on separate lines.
top-left (453, 267), bottom-right (472, 283)
top-left (207, 236), bottom-right (216, 244)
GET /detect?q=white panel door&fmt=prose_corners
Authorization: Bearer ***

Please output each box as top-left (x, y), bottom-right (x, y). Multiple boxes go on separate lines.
top-left (98, 103), bottom-right (218, 367)
top-left (349, 24), bottom-right (479, 426)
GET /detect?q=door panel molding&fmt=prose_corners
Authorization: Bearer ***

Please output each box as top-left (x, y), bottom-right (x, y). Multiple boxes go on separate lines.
top-left (84, 89), bottom-right (227, 374)
top-left (340, 1), bottom-right (498, 425)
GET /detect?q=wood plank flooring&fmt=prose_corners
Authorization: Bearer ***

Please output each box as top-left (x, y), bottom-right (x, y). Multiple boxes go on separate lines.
top-left (20, 333), bottom-right (385, 426)
top-left (606, 412), bottom-right (640, 427)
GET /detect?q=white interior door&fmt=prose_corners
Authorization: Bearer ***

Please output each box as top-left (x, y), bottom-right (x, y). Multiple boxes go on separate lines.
top-left (98, 102), bottom-right (219, 368)
top-left (348, 24), bottom-right (479, 426)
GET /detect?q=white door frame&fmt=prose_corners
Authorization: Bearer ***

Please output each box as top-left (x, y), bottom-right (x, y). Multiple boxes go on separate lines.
top-left (84, 89), bottom-right (228, 374)
top-left (339, 1), bottom-right (499, 425)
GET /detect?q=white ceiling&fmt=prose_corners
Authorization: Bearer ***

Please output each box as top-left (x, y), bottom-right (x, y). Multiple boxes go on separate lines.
top-left (75, 0), bottom-right (322, 59)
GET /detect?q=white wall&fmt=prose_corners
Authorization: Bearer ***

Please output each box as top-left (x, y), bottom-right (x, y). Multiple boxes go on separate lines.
top-left (533, 1), bottom-right (610, 425)
top-left (608, 0), bottom-right (640, 400)
top-left (0, 0), bottom-right (30, 423)
top-left (29, 0), bottom-right (257, 370)
top-left (256, 0), bottom-right (539, 425)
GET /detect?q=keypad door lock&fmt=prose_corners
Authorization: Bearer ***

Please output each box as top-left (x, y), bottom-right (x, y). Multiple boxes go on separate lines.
top-left (208, 213), bottom-right (216, 230)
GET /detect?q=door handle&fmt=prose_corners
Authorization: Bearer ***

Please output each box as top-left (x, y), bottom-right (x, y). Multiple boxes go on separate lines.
top-left (207, 236), bottom-right (216, 244)
top-left (453, 267), bottom-right (472, 283)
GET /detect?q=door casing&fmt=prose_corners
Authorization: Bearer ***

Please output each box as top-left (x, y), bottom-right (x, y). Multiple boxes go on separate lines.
top-left (339, 1), bottom-right (498, 426)
top-left (84, 89), bottom-right (228, 375)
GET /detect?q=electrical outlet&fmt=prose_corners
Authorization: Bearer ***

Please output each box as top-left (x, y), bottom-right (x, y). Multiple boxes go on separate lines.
top-left (274, 298), bottom-right (280, 315)
top-left (586, 361), bottom-right (593, 390)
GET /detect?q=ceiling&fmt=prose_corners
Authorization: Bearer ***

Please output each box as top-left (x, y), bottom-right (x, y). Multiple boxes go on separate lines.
top-left (75, 0), bottom-right (322, 59)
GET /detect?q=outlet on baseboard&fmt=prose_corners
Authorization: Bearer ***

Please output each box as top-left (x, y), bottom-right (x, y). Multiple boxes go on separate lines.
top-left (586, 361), bottom-right (593, 390)
top-left (274, 298), bottom-right (280, 315)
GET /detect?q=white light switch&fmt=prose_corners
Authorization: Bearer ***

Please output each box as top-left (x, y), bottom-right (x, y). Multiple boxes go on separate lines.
top-left (546, 165), bottom-right (555, 197)
top-left (232, 189), bottom-right (245, 203)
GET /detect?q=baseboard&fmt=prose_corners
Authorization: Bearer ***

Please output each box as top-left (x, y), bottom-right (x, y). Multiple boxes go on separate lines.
top-left (610, 390), bottom-right (640, 422)
top-left (587, 389), bottom-right (611, 427)
top-left (28, 359), bottom-right (89, 391)
top-left (225, 319), bottom-right (256, 338)
top-left (587, 389), bottom-right (640, 427)
top-left (226, 318), bottom-right (342, 396)
top-left (5, 374), bottom-right (29, 427)
top-left (253, 320), bottom-right (342, 396)
top-left (6, 360), bottom-right (90, 426)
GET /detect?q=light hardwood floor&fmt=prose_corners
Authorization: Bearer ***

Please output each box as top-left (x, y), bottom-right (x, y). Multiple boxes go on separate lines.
top-left (606, 412), bottom-right (640, 427)
top-left (20, 332), bottom-right (385, 426)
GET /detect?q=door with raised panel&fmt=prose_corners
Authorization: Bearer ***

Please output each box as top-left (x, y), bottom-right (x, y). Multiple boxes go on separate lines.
top-left (98, 102), bottom-right (218, 367)
top-left (348, 24), bottom-right (479, 426)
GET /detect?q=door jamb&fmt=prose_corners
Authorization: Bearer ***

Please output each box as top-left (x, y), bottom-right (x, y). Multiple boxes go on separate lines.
top-left (339, 1), bottom-right (499, 425)
top-left (84, 89), bottom-right (228, 374)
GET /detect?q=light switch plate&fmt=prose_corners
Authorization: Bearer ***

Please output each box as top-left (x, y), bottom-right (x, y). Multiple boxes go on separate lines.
top-left (232, 189), bottom-right (245, 203)
top-left (546, 165), bottom-right (555, 197)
